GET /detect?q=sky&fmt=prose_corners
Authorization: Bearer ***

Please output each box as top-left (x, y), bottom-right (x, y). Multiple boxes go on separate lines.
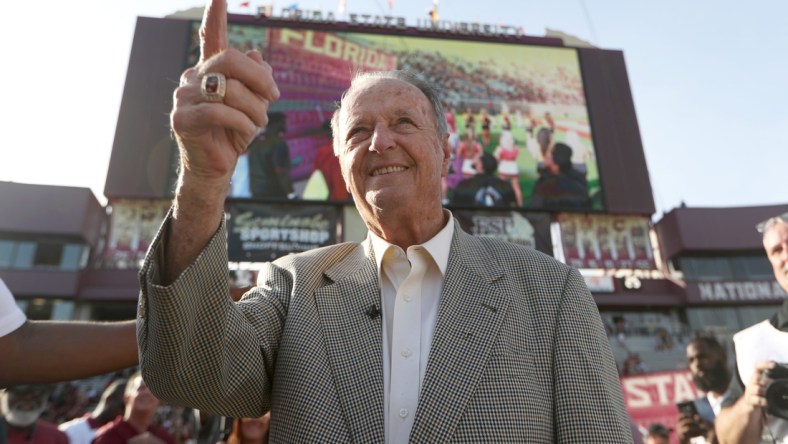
top-left (2, 0), bottom-right (786, 217)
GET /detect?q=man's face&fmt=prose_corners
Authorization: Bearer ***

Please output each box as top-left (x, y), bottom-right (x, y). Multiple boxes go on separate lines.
top-left (686, 342), bottom-right (728, 393)
top-left (336, 77), bottom-right (450, 225)
top-left (763, 221), bottom-right (788, 292)
top-left (0, 386), bottom-right (49, 427)
top-left (125, 376), bottom-right (160, 415)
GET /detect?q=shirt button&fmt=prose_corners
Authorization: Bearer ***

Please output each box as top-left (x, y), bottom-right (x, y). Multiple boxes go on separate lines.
top-left (401, 349), bottom-right (412, 358)
top-left (403, 294), bottom-right (412, 302)
top-left (399, 408), bottom-right (409, 418)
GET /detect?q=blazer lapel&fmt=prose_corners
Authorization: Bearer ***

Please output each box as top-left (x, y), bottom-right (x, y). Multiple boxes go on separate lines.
top-left (411, 227), bottom-right (509, 442)
top-left (314, 239), bottom-right (385, 443)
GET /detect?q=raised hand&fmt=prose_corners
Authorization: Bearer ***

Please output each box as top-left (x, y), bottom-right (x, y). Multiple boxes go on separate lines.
top-left (164, 0), bottom-right (280, 282)
top-left (171, 0), bottom-right (279, 184)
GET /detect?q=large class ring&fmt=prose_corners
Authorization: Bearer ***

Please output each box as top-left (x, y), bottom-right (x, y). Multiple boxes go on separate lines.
top-left (200, 72), bottom-right (226, 102)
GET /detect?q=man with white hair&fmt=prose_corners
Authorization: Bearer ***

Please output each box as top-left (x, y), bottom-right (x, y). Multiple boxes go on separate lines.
top-left (1, 384), bottom-right (67, 444)
top-left (716, 212), bottom-right (788, 443)
top-left (136, 1), bottom-right (632, 442)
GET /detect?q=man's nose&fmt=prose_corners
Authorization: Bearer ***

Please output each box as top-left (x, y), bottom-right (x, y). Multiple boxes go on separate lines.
top-left (369, 123), bottom-right (394, 154)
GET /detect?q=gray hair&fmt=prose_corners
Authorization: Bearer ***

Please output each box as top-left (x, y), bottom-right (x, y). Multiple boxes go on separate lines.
top-left (330, 70), bottom-right (448, 156)
top-left (756, 212), bottom-right (788, 237)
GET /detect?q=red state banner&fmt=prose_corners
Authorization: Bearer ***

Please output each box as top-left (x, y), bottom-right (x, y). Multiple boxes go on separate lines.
top-left (621, 369), bottom-right (702, 444)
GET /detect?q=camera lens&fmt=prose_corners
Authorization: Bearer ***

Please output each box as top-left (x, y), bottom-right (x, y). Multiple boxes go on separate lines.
top-left (766, 379), bottom-right (788, 420)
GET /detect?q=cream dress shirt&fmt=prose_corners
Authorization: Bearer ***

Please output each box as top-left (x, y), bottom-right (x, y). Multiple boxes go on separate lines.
top-left (370, 212), bottom-right (454, 444)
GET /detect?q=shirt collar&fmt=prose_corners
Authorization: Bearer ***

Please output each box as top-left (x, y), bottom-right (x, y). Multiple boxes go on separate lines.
top-left (772, 297), bottom-right (788, 331)
top-left (370, 210), bottom-right (454, 277)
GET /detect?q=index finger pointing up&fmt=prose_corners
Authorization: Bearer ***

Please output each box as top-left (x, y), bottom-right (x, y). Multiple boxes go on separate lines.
top-left (199, 0), bottom-right (229, 63)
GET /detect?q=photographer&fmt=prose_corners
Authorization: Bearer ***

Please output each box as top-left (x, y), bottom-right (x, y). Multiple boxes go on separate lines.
top-left (716, 213), bottom-right (788, 444)
top-left (679, 337), bottom-right (731, 444)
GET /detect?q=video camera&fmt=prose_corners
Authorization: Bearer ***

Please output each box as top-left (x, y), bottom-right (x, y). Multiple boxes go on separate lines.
top-left (765, 363), bottom-right (788, 420)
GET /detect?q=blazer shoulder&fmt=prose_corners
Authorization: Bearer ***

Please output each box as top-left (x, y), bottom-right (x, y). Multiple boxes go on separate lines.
top-left (467, 232), bottom-right (573, 274)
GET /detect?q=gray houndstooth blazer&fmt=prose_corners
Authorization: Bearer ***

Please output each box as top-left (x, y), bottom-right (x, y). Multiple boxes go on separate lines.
top-left (138, 216), bottom-right (632, 443)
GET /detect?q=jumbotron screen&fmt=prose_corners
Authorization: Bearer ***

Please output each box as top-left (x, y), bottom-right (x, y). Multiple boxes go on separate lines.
top-left (185, 23), bottom-right (601, 211)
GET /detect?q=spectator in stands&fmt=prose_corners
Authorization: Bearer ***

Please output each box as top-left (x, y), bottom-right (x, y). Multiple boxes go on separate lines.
top-left (716, 212), bottom-right (788, 443)
top-left (621, 353), bottom-right (649, 376)
top-left (93, 371), bottom-right (175, 444)
top-left (656, 328), bottom-right (674, 351)
top-left (645, 423), bottom-right (673, 444)
top-left (678, 336), bottom-right (731, 444)
top-left (613, 315), bottom-right (628, 342)
top-left (1, 384), bottom-right (68, 444)
top-left (58, 379), bottom-right (128, 444)
top-left (226, 414), bottom-right (271, 444)
top-left (0, 278), bottom-right (137, 388)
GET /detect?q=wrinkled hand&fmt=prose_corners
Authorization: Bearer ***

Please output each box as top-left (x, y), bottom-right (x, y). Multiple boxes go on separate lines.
top-left (171, 0), bottom-right (279, 184)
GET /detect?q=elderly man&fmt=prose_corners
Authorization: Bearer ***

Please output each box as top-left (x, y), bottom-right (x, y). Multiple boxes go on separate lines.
top-left (1, 384), bottom-right (68, 444)
top-left (137, 1), bottom-right (631, 442)
top-left (716, 212), bottom-right (788, 443)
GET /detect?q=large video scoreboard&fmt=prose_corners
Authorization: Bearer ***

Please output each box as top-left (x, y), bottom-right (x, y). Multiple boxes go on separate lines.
top-left (107, 12), bottom-right (654, 215)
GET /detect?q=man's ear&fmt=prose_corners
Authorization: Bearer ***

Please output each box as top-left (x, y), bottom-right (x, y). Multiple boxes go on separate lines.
top-left (440, 134), bottom-right (451, 177)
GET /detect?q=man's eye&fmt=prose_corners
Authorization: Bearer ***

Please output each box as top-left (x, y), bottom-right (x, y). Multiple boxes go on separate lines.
top-left (346, 128), bottom-right (367, 141)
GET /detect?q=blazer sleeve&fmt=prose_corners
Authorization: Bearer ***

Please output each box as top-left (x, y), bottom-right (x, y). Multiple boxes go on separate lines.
top-left (137, 213), bottom-right (288, 418)
top-left (553, 268), bottom-right (633, 443)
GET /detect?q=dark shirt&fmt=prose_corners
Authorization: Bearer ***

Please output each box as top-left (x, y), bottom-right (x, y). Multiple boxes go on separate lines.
top-left (5, 419), bottom-right (68, 444)
top-left (92, 417), bottom-right (176, 444)
top-left (248, 134), bottom-right (293, 199)
top-left (530, 168), bottom-right (590, 210)
top-left (451, 174), bottom-right (517, 207)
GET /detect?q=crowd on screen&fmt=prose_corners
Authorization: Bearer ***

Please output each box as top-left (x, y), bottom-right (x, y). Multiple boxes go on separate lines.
top-left (395, 50), bottom-right (586, 107)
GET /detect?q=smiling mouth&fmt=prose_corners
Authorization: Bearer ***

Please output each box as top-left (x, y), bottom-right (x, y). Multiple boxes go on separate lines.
top-left (371, 165), bottom-right (407, 176)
